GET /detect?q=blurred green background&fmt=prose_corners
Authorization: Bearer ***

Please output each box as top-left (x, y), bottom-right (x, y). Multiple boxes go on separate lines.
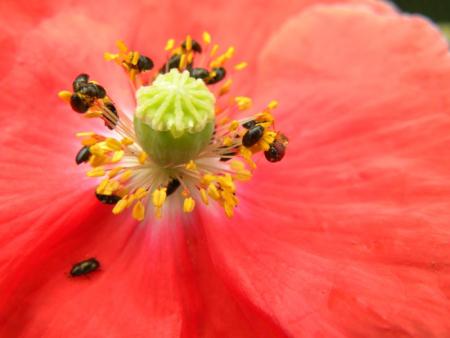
top-left (392, 1), bottom-right (450, 22)
top-left (392, 1), bottom-right (450, 38)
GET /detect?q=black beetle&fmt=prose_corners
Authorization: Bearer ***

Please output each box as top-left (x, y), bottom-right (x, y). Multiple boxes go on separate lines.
top-left (166, 178), bottom-right (181, 196)
top-left (75, 146), bottom-right (91, 165)
top-left (242, 125), bottom-right (264, 148)
top-left (70, 258), bottom-right (100, 277)
top-left (95, 193), bottom-right (122, 204)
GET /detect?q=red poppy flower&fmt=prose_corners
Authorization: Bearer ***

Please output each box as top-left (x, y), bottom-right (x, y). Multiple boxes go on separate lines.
top-left (1, 0), bottom-right (450, 337)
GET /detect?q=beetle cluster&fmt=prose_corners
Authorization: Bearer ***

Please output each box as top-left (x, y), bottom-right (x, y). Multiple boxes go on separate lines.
top-left (70, 74), bottom-right (106, 114)
top-left (241, 120), bottom-right (287, 163)
top-left (160, 39), bottom-right (226, 85)
top-left (69, 74), bottom-right (120, 130)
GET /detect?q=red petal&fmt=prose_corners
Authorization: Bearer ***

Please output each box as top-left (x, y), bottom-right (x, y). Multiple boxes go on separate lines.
top-left (0, 209), bottom-right (295, 337)
top-left (2, 1), bottom-right (445, 337)
top-left (200, 5), bottom-right (450, 337)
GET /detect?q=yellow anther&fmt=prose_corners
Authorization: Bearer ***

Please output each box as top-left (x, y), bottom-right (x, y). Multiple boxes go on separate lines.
top-left (202, 31), bottom-right (211, 45)
top-left (219, 174), bottom-right (235, 192)
top-left (130, 51), bottom-right (140, 66)
top-left (210, 44), bottom-right (219, 57)
top-left (229, 120), bottom-right (239, 131)
top-left (209, 57), bottom-right (223, 69)
top-left (171, 46), bottom-right (182, 55)
top-left (119, 169), bottom-right (133, 183)
top-left (114, 186), bottom-right (128, 197)
top-left (239, 146), bottom-right (256, 169)
top-left (89, 143), bottom-right (105, 157)
top-left (121, 137), bottom-right (134, 146)
top-left (202, 174), bottom-right (215, 185)
top-left (207, 183), bottom-right (221, 200)
top-left (103, 180), bottom-right (120, 195)
top-left (103, 52), bottom-right (119, 61)
top-left (132, 200), bottom-right (145, 221)
top-left (76, 131), bottom-right (96, 138)
top-left (183, 197), bottom-right (196, 213)
top-left (230, 160), bottom-right (245, 171)
top-left (138, 151), bottom-right (148, 164)
top-left (185, 35), bottom-right (192, 51)
top-left (116, 40), bottom-right (128, 53)
top-left (200, 188), bottom-right (209, 205)
top-left (152, 188), bottom-right (167, 208)
top-left (219, 79), bottom-right (233, 96)
top-left (108, 166), bottom-right (124, 178)
top-left (126, 194), bottom-right (136, 207)
top-left (165, 38), bottom-right (175, 51)
top-left (234, 169), bottom-right (252, 181)
top-left (111, 150), bottom-right (124, 163)
top-left (223, 136), bottom-right (233, 147)
top-left (267, 100), bottom-right (278, 110)
top-left (89, 155), bottom-right (106, 167)
top-left (96, 179), bottom-right (109, 194)
top-left (134, 187), bottom-right (148, 200)
top-left (185, 160), bottom-right (197, 171)
top-left (187, 52), bottom-right (194, 64)
top-left (84, 111), bottom-right (103, 118)
top-left (179, 53), bottom-right (187, 70)
top-left (221, 190), bottom-right (237, 206)
top-left (261, 131), bottom-right (277, 150)
top-left (105, 138), bottom-right (123, 151)
top-left (224, 202), bottom-right (234, 218)
top-left (225, 47), bottom-right (235, 59)
top-left (87, 167), bottom-right (105, 177)
top-left (234, 62), bottom-right (248, 71)
top-left (112, 197), bottom-right (128, 215)
top-left (235, 96), bottom-right (252, 110)
top-left (58, 90), bottom-right (72, 103)
top-left (255, 112), bottom-right (274, 124)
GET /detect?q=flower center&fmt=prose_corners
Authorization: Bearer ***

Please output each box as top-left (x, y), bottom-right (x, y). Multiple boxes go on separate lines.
top-left (134, 69), bottom-right (215, 166)
top-left (58, 34), bottom-right (288, 221)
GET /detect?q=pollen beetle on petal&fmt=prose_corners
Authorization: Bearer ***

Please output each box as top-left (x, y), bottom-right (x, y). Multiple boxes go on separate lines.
top-left (206, 67), bottom-right (226, 85)
top-left (79, 83), bottom-right (105, 99)
top-left (137, 55), bottom-right (154, 72)
top-left (181, 39), bottom-right (202, 53)
top-left (160, 54), bottom-right (181, 73)
top-left (70, 258), bottom-right (100, 277)
top-left (93, 84), bottom-right (106, 99)
top-left (264, 133), bottom-right (288, 163)
top-left (242, 125), bottom-right (264, 148)
top-left (72, 73), bottom-right (89, 92)
top-left (264, 141), bottom-right (286, 162)
top-left (95, 193), bottom-right (122, 204)
top-left (70, 93), bottom-right (90, 113)
top-left (166, 178), bottom-right (181, 196)
top-left (75, 146), bottom-right (92, 165)
top-left (189, 68), bottom-right (209, 80)
top-left (242, 120), bottom-right (256, 129)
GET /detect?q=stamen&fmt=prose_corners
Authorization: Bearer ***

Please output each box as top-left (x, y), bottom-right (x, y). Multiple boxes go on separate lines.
top-left (183, 197), bottom-right (195, 213)
top-left (59, 33), bottom-right (288, 220)
top-left (202, 32), bottom-right (211, 45)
